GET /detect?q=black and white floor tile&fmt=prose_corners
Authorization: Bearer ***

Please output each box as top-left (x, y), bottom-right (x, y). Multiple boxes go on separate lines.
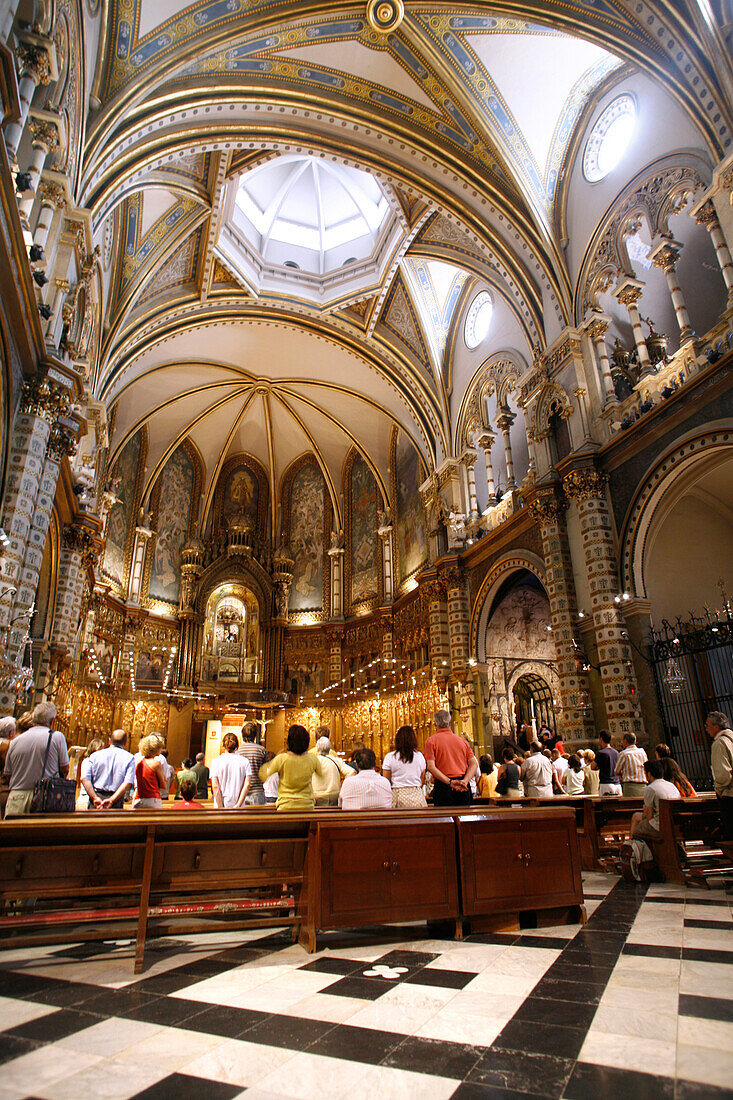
top-left (0, 872), bottom-right (731, 1099)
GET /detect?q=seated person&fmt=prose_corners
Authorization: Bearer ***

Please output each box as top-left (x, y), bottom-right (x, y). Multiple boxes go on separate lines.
top-left (661, 756), bottom-right (696, 798)
top-left (175, 758), bottom-right (197, 799)
top-left (178, 777), bottom-right (204, 809)
top-left (563, 754), bottom-right (586, 795)
top-left (259, 725), bottom-right (325, 811)
top-left (621, 760), bottom-right (680, 882)
top-left (338, 747), bottom-right (392, 810)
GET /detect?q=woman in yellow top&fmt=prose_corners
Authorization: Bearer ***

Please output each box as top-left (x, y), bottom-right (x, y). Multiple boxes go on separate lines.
top-left (478, 754), bottom-right (498, 798)
top-left (259, 725), bottom-right (326, 811)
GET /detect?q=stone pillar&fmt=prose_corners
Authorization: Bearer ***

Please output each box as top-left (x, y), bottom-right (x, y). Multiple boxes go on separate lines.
top-left (328, 543), bottom-right (345, 617)
top-left (649, 238), bottom-right (693, 343)
top-left (585, 313), bottom-right (617, 405)
top-left (694, 200), bottom-right (733, 307)
top-left (46, 278), bottom-right (69, 337)
top-left (614, 279), bottom-right (652, 374)
top-left (177, 536), bottom-right (204, 687)
top-left (563, 467), bottom-right (644, 741)
top-left (529, 489), bottom-right (596, 742)
top-left (34, 181), bottom-right (65, 252)
top-left (4, 41), bottom-right (53, 161)
top-left (18, 118), bottom-right (59, 219)
top-left (128, 524), bottom-right (153, 605)
top-left (425, 577), bottom-right (450, 687)
top-left (495, 407), bottom-right (516, 490)
top-left (460, 449), bottom-right (479, 520)
top-left (443, 564), bottom-right (469, 682)
top-left (475, 430), bottom-right (496, 499)
top-left (272, 547), bottom-right (294, 622)
top-left (50, 523), bottom-right (89, 650)
top-left (327, 629), bottom-right (342, 690)
top-left (377, 524), bottom-right (393, 603)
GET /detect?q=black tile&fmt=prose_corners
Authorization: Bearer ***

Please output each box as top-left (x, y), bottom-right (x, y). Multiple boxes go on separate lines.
top-left (465, 934), bottom-right (519, 946)
top-left (513, 996), bottom-right (597, 1030)
top-left (6, 1008), bottom-right (101, 1043)
top-left (131, 971), bottom-right (201, 995)
top-left (122, 997), bottom-right (207, 1028)
top-left (467, 1048), bottom-right (574, 1098)
top-left (643, 896), bottom-right (690, 905)
top-left (529, 977), bottom-right (607, 1005)
top-left (128, 1072), bottom-right (241, 1100)
top-left (297, 956), bottom-right (364, 976)
top-left (452, 1083), bottom-right (550, 1100)
top-left (170, 958), bottom-right (232, 981)
top-left (384, 1035), bottom-right (482, 1079)
top-left (676, 1080), bottom-right (733, 1099)
top-left (320, 974), bottom-right (394, 1000)
top-left (179, 1003), bottom-right (270, 1038)
top-left (682, 947), bottom-right (733, 965)
top-left (542, 958), bottom-right (616, 984)
top-left (558, 947), bottom-right (620, 970)
top-left (679, 993), bottom-right (733, 1023)
top-left (513, 936), bottom-right (569, 950)
top-left (375, 949), bottom-right (440, 969)
top-left (564, 1062), bottom-right (674, 1100)
top-left (0, 1033), bottom-right (39, 1065)
top-left (622, 943), bottom-right (681, 959)
top-left (79, 987), bottom-right (160, 1016)
top-left (494, 1018), bottom-right (585, 1061)
top-left (25, 980), bottom-right (102, 1009)
top-left (403, 967), bottom-right (475, 989)
top-left (0, 972), bottom-right (57, 1000)
top-left (309, 1022), bottom-right (403, 1065)
top-left (245, 1012), bottom-right (334, 1050)
top-left (684, 917), bottom-right (733, 931)
top-left (567, 931), bottom-right (626, 955)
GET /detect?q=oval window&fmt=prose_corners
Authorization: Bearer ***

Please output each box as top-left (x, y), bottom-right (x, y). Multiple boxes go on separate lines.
top-left (583, 94), bottom-right (636, 183)
top-left (464, 291), bottom-right (493, 349)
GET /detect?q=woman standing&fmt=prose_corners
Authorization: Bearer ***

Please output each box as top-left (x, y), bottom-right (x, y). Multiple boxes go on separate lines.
top-left (382, 726), bottom-right (427, 808)
top-left (497, 747), bottom-right (523, 798)
top-left (259, 725), bottom-right (325, 811)
top-left (477, 755), bottom-right (498, 798)
top-left (133, 735), bottom-right (166, 809)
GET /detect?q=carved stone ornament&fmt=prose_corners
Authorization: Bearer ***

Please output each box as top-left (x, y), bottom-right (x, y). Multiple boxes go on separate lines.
top-left (694, 201), bottom-right (718, 229)
top-left (563, 468), bottom-right (609, 502)
top-left (528, 492), bottom-right (566, 526)
top-left (46, 423), bottom-right (78, 461)
top-left (15, 43), bottom-right (51, 85)
top-left (20, 377), bottom-right (72, 424)
top-left (38, 181), bottom-right (65, 209)
top-left (28, 119), bottom-right (59, 151)
top-left (62, 523), bottom-right (94, 556)
top-left (441, 564), bottom-right (464, 591)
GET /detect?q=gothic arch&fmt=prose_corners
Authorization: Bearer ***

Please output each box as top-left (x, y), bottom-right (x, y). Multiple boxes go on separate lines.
top-left (455, 350), bottom-right (528, 454)
top-left (470, 551), bottom-right (547, 659)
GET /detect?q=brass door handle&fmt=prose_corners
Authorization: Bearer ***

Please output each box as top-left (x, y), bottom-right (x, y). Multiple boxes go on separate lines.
top-left (391, 861), bottom-right (399, 873)
top-left (383, 860), bottom-right (390, 870)
top-left (193, 852), bottom-right (201, 870)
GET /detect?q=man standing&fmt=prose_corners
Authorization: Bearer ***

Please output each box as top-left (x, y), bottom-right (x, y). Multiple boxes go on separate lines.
top-left (521, 742), bottom-right (553, 798)
top-left (237, 721), bottom-right (267, 805)
top-left (596, 730), bottom-right (622, 796)
top-left (211, 732), bottom-right (251, 809)
top-left (338, 748), bottom-right (392, 810)
top-left (551, 748), bottom-right (568, 795)
top-left (616, 732), bottom-right (648, 797)
top-left (191, 752), bottom-right (210, 801)
top-left (707, 710), bottom-right (733, 840)
top-left (4, 702), bottom-right (69, 817)
top-left (424, 709), bottom-right (478, 807)
top-left (158, 749), bottom-right (175, 800)
top-left (81, 729), bottom-right (135, 809)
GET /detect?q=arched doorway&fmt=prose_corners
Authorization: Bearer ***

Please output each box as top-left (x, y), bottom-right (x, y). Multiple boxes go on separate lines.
top-left (513, 672), bottom-right (556, 735)
top-left (201, 583), bottom-right (261, 684)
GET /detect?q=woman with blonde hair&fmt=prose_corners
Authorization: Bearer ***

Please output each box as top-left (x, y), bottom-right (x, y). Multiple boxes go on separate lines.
top-left (76, 738), bottom-right (104, 810)
top-left (133, 735), bottom-right (166, 808)
top-left (583, 749), bottom-right (600, 795)
top-left (382, 726), bottom-right (427, 808)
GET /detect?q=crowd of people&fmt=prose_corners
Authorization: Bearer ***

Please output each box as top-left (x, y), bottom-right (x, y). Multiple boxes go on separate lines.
top-left (1, 704), bottom-right (731, 840)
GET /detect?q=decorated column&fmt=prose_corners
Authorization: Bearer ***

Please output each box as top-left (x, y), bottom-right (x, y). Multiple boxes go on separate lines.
top-left (272, 546), bottom-right (294, 622)
top-left (585, 313), bottom-right (617, 405)
top-left (18, 115), bottom-right (61, 219)
top-left (614, 278), bottom-right (652, 374)
top-left (4, 38), bottom-right (56, 160)
top-left (529, 488), bottom-right (596, 742)
top-left (495, 407), bottom-right (516, 490)
top-left (328, 538), bottom-right (345, 618)
top-left (326, 627), bottom-right (342, 691)
top-left (475, 429), bottom-right (496, 499)
top-left (176, 537), bottom-right (204, 688)
top-left (460, 449), bottom-right (479, 519)
top-left (563, 467), bottom-right (644, 740)
top-left (649, 238), bottom-right (694, 343)
top-left (425, 577), bottom-right (450, 687)
top-left (693, 200), bottom-right (733, 306)
top-left (377, 520), bottom-right (393, 603)
top-left (442, 563), bottom-right (476, 737)
top-left (128, 521), bottom-right (154, 605)
top-left (50, 523), bottom-right (92, 650)
top-left (33, 181), bottom-right (65, 253)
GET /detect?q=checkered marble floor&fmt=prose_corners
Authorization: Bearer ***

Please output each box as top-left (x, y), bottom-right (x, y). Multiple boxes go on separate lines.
top-left (0, 873), bottom-right (731, 1099)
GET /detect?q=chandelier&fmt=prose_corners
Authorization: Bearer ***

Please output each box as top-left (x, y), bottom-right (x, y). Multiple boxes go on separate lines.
top-left (0, 594), bottom-right (36, 700)
top-left (662, 657), bottom-right (685, 695)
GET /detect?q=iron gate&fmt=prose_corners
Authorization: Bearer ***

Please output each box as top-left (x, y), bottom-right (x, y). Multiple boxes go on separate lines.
top-left (650, 615), bottom-right (733, 790)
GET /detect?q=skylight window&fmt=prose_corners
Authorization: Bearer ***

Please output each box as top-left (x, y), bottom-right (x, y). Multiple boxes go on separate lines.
top-left (464, 291), bottom-right (493, 349)
top-left (583, 94), bottom-right (636, 182)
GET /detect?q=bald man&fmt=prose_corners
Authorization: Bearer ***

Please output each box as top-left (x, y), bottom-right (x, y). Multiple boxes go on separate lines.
top-left (81, 729), bottom-right (135, 809)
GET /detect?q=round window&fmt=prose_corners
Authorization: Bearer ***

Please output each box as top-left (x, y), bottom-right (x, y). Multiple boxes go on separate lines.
top-left (464, 291), bottom-right (493, 349)
top-left (583, 94), bottom-right (636, 183)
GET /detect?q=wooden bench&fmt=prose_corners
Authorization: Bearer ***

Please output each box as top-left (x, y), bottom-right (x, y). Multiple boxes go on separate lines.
top-left (0, 806), bottom-right (585, 968)
top-left (655, 797), bottom-right (733, 886)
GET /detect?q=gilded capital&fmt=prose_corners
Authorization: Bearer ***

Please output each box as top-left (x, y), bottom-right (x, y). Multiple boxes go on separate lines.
top-left (616, 285), bottom-right (643, 308)
top-left (46, 423), bottom-right (78, 461)
top-left (695, 200), bottom-right (718, 229)
top-left (28, 119), bottom-right (59, 151)
top-left (529, 492), bottom-right (566, 526)
top-left (651, 243), bottom-right (680, 273)
top-left (15, 43), bottom-right (51, 84)
top-left (563, 467), bottom-right (608, 502)
top-left (588, 318), bottom-right (609, 341)
top-left (38, 182), bottom-right (65, 209)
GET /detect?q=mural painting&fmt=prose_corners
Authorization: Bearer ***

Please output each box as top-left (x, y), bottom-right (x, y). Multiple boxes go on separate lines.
top-left (135, 649), bottom-right (166, 688)
top-left (350, 454), bottom-right (378, 604)
top-left (395, 430), bottom-right (428, 583)
top-left (289, 463), bottom-right (324, 611)
top-left (149, 446), bottom-right (194, 604)
top-left (103, 431), bottom-right (141, 586)
top-left (222, 465), bottom-right (258, 522)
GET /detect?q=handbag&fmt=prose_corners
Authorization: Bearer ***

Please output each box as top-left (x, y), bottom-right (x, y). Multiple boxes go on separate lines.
top-left (30, 729), bottom-right (76, 814)
top-left (495, 769), bottom-right (509, 796)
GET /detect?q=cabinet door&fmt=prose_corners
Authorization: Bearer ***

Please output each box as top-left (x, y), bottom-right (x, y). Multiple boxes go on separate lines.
top-left (387, 821), bottom-right (458, 919)
top-left (520, 817), bottom-right (580, 906)
top-left (320, 829), bottom-right (392, 927)
top-left (458, 817), bottom-right (527, 914)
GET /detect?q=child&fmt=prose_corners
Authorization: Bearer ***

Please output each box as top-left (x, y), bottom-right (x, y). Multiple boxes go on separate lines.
top-left (178, 777), bottom-right (204, 809)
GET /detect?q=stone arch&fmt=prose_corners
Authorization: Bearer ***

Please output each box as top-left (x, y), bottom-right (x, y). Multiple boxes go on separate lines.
top-left (455, 349), bottom-right (528, 454)
top-left (532, 380), bottom-right (574, 446)
top-left (506, 662), bottom-right (562, 728)
top-left (470, 551), bottom-right (547, 658)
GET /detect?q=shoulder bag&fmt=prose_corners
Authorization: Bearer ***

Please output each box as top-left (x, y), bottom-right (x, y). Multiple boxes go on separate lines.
top-left (30, 729), bottom-right (76, 814)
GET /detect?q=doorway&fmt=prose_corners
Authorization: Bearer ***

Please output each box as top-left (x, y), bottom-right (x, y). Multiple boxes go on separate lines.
top-left (512, 672), bottom-right (556, 736)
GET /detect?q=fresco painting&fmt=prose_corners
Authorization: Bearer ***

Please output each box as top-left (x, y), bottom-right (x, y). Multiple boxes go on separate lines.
top-left (396, 430), bottom-right (428, 583)
top-left (103, 431), bottom-right (141, 586)
top-left (289, 463), bottom-right (324, 610)
top-left (149, 446), bottom-right (194, 604)
top-left (350, 454), bottom-right (378, 604)
top-left (222, 465), bottom-right (258, 521)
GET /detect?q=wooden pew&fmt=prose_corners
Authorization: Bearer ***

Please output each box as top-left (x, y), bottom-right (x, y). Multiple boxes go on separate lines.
top-left (655, 797), bottom-right (733, 886)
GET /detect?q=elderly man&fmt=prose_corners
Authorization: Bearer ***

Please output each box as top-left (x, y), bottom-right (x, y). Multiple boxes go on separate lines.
top-left (521, 742), bottom-right (553, 798)
top-left (616, 732), bottom-right (648, 797)
top-left (338, 748), bottom-right (392, 810)
top-left (3, 702), bottom-right (68, 817)
top-left (424, 709), bottom-right (478, 807)
top-left (707, 710), bottom-right (733, 840)
top-left (312, 735), bottom-right (351, 806)
top-left (81, 728), bottom-right (135, 809)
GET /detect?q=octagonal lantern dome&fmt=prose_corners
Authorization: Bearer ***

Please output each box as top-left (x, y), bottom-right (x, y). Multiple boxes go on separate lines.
top-left (216, 154), bottom-right (408, 310)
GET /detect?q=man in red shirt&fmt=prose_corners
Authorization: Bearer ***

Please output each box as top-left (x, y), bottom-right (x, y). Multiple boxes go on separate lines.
top-left (424, 709), bottom-right (478, 806)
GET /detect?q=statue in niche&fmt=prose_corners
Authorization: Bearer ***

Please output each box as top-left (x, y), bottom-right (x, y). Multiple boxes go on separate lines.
top-left (330, 528), bottom-right (344, 550)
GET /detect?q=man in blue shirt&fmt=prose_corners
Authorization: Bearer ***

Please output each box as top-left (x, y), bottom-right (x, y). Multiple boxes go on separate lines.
top-left (81, 729), bottom-right (135, 809)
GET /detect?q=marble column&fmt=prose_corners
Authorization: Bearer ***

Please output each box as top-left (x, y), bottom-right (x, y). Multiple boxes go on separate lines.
top-left (377, 524), bottom-right (393, 604)
top-left (495, 408), bottom-right (516, 490)
top-left (34, 181), bottom-right (65, 252)
top-left (128, 524), bottom-right (153, 605)
top-left (614, 279), bottom-right (652, 374)
top-left (586, 314), bottom-right (617, 405)
top-left (563, 467), bottom-right (645, 740)
top-left (695, 201), bottom-right (733, 306)
top-left (475, 429), bottom-right (496, 499)
top-left (18, 118), bottom-right (59, 219)
top-left (649, 238), bottom-right (693, 343)
top-left (529, 489), bottom-right (595, 742)
top-left (460, 449), bottom-right (479, 520)
top-left (426, 577), bottom-right (450, 687)
top-left (443, 563), bottom-right (470, 683)
top-left (50, 523), bottom-right (90, 651)
top-left (4, 42), bottom-right (52, 161)
top-left (328, 544), bottom-right (345, 618)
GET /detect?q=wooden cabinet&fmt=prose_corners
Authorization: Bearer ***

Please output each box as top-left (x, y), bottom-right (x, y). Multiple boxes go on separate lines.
top-left (458, 809), bottom-right (582, 917)
top-left (312, 816), bottom-right (459, 931)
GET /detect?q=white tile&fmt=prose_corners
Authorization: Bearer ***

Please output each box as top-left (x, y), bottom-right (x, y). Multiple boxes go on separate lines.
top-left (0, 1046), bottom-right (103, 1092)
top-left (613, 954), bottom-right (680, 976)
top-left (598, 981), bottom-right (678, 1017)
top-left (678, 1015), bottom-right (733, 1050)
top-left (345, 999), bottom-right (437, 1035)
top-left (180, 1037), bottom-right (297, 1088)
top-left (606, 967), bottom-right (680, 993)
top-left (0, 996), bottom-right (57, 1028)
top-left (685, 904), bottom-right (732, 921)
top-left (463, 970), bottom-right (541, 998)
top-left (590, 1003), bottom-right (678, 1043)
top-left (224, 984), bottom-right (314, 1014)
top-left (358, 1064), bottom-right (459, 1100)
top-left (55, 1016), bottom-right (163, 1056)
top-left (127, 1023), bottom-right (226, 1069)
top-left (258, 1051), bottom-right (376, 1100)
top-left (682, 929), bottom-right (733, 950)
top-left (677, 1042), bottom-right (733, 1090)
top-left (38, 1056), bottom-right (169, 1100)
top-left (287, 992), bottom-right (372, 1023)
top-left (680, 961), bottom-right (733, 999)
top-left (578, 1030), bottom-right (676, 1077)
top-left (376, 981), bottom-right (458, 1011)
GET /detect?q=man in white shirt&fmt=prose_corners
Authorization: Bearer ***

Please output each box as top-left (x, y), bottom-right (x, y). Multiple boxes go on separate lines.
top-left (707, 710), bottom-right (733, 840)
top-left (521, 743), bottom-right (553, 798)
top-left (210, 732), bottom-right (251, 808)
top-left (81, 729), bottom-right (135, 809)
top-left (616, 732), bottom-right (648, 796)
top-left (621, 760), bottom-right (680, 882)
top-left (550, 748), bottom-right (568, 795)
top-left (339, 748), bottom-right (392, 810)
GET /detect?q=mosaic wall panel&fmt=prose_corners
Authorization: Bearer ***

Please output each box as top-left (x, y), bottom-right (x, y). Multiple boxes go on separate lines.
top-left (288, 462), bottom-right (325, 612)
top-left (395, 430), bottom-right (428, 584)
top-left (221, 464), bottom-right (259, 524)
top-left (149, 445), bottom-right (194, 604)
top-left (350, 454), bottom-right (378, 605)
top-left (103, 430), bottom-right (141, 587)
